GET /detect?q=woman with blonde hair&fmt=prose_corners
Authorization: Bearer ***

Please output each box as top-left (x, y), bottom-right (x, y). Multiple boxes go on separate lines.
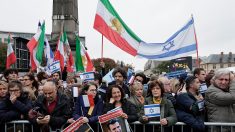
top-left (128, 82), bottom-right (145, 117)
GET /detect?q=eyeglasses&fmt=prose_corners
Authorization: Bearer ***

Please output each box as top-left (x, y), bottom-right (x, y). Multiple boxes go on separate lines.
top-left (89, 89), bottom-right (97, 92)
top-left (23, 79), bottom-right (30, 81)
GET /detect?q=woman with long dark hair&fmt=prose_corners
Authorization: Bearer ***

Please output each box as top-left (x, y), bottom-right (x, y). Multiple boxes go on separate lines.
top-left (104, 85), bottom-right (138, 123)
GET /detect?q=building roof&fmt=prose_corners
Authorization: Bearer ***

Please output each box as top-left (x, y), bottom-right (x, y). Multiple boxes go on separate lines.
top-left (201, 53), bottom-right (235, 64)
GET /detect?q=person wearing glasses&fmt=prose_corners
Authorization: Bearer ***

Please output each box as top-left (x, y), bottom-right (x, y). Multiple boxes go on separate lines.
top-left (205, 69), bottom-right (235, 132)
top-left (22, 74), bottom-right (39, 102)
top-left (0, 80), bottom-right (32, 127)
top-left (70, 82), bottom-right (104, 131)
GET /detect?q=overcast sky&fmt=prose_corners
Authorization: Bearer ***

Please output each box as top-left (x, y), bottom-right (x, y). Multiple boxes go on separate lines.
top-left (1, 0), bottom-right (235, 71)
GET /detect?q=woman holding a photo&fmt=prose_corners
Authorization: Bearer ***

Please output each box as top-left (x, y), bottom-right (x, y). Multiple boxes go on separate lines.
top-left (104, 85), bottom-right (138, 123)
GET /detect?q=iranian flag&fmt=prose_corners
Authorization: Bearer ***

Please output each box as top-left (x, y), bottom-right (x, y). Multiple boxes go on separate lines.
top-left (75, 34), bottom-right (94, 72)
top-left (6, 34), bottom-right (16, 69)
top-left (27, 22), bottom-right (45, 71)
top-left (94, 0), bottom-right (142, 56)
top-left (54, 32), bottom-right (65, 72)
top-left (63, 31), bottom-right (75, 72)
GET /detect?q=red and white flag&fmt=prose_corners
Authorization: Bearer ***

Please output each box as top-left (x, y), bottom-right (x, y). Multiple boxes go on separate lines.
top-left (94, 0), bottom-right (142, 56)
top-left (27, 22), bottom-right (45, 71)
top-left (54, 33), bottom-right (65, 72)
top-left (6, 34), bottom-right (16, 69)
top-left (63, 31), bottom-right (74, 72)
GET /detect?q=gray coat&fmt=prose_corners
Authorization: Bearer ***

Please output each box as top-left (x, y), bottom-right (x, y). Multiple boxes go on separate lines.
top-left (128, 95), bottom-right (144, 117)
top-left (205, 80), bottom-right (235, 123)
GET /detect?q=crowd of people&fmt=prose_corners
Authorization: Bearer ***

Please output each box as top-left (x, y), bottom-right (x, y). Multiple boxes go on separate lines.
top-left (0, 66), bottom-right (235, 132)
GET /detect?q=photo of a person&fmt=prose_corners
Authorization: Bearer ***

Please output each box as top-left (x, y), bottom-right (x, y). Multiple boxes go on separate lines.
top-left (107, 119), bottom-right (122, 132)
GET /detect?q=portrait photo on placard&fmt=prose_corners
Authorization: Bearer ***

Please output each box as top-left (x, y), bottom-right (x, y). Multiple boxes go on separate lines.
top-left (100, 117), bottom-right (130, 132)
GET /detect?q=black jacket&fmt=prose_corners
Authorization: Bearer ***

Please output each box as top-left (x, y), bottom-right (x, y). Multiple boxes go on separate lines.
top-left (29, 92), bottom-right (71, 130)
top-left (0, 93), bottom-right (32, 124)
top-left (103, 99), bottom-right (138, 123)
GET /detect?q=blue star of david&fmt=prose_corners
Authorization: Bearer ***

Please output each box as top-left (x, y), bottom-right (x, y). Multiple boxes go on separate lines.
top-left (86, 75), bottom-right (89, 78)
top-left (162, 40), bottom-right (175, 51)
top-left (149, 108), bottom-right (154, 114)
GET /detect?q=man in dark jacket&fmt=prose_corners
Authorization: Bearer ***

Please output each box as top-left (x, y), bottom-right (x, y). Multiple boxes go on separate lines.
top-left (29, 81), bottom-right (70, 131)
top-left (176, 76), bottom-right (205, 132)
top-left (108, 67), bottom-right (130, 97)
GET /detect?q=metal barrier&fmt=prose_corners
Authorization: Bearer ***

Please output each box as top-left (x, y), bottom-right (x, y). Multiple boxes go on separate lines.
top-left (3, 120), bottom-right (235, 132)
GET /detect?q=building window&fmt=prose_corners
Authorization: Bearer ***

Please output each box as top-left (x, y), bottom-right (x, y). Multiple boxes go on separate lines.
top-left (220, 64), bottom-right (224, 68)
top-left (4, 38), bottom-right (8, 43)
top-left (213, 64), bottom-right (216, 69)
top-left (15, 41), bottom-right (30, 69)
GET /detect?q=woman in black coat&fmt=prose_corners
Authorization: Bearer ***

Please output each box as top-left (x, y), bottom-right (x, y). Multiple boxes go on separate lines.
top-left (0, 80), bottom-right (32, 127)
top-left (103, 85), bottom-right (138, 123)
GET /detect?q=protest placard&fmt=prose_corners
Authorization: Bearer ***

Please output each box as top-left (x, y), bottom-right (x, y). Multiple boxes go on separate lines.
top-left (98, 108), bottom-right (131, 132)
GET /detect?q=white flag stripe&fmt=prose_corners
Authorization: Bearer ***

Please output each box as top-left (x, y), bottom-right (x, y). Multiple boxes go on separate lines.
top-left (82, 95), bottom-right (90, 107)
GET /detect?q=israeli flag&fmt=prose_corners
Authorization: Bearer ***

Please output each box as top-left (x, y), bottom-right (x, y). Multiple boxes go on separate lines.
top-left (80, 72), bottom-right (95, 82)
top-left (137, 17), bottom-right (197, 60)
top-left (144, 104), bottom-right (160, 117)
top-left (102, 69), bottom-right (114, 83)
top-left (199, 83), bottom-right (207, 93)
top-left (127, 68), bottom-right (134, 82)
top-left (48, 61), bottom-right (60, 74)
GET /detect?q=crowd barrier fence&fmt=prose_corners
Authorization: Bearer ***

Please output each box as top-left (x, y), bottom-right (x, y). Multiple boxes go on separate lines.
top-left (3, 120), bottom-right (235, 132)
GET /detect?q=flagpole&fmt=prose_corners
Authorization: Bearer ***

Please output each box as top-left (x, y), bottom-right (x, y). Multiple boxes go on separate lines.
top-left (101, 34), bottom-right (104, 60)
top-left (192, 15), bottom-right (200, 68)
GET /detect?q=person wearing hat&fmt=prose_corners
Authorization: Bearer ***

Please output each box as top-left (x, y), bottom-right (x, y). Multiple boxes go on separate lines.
top-left (175, 76), bottom-right (205, 132)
